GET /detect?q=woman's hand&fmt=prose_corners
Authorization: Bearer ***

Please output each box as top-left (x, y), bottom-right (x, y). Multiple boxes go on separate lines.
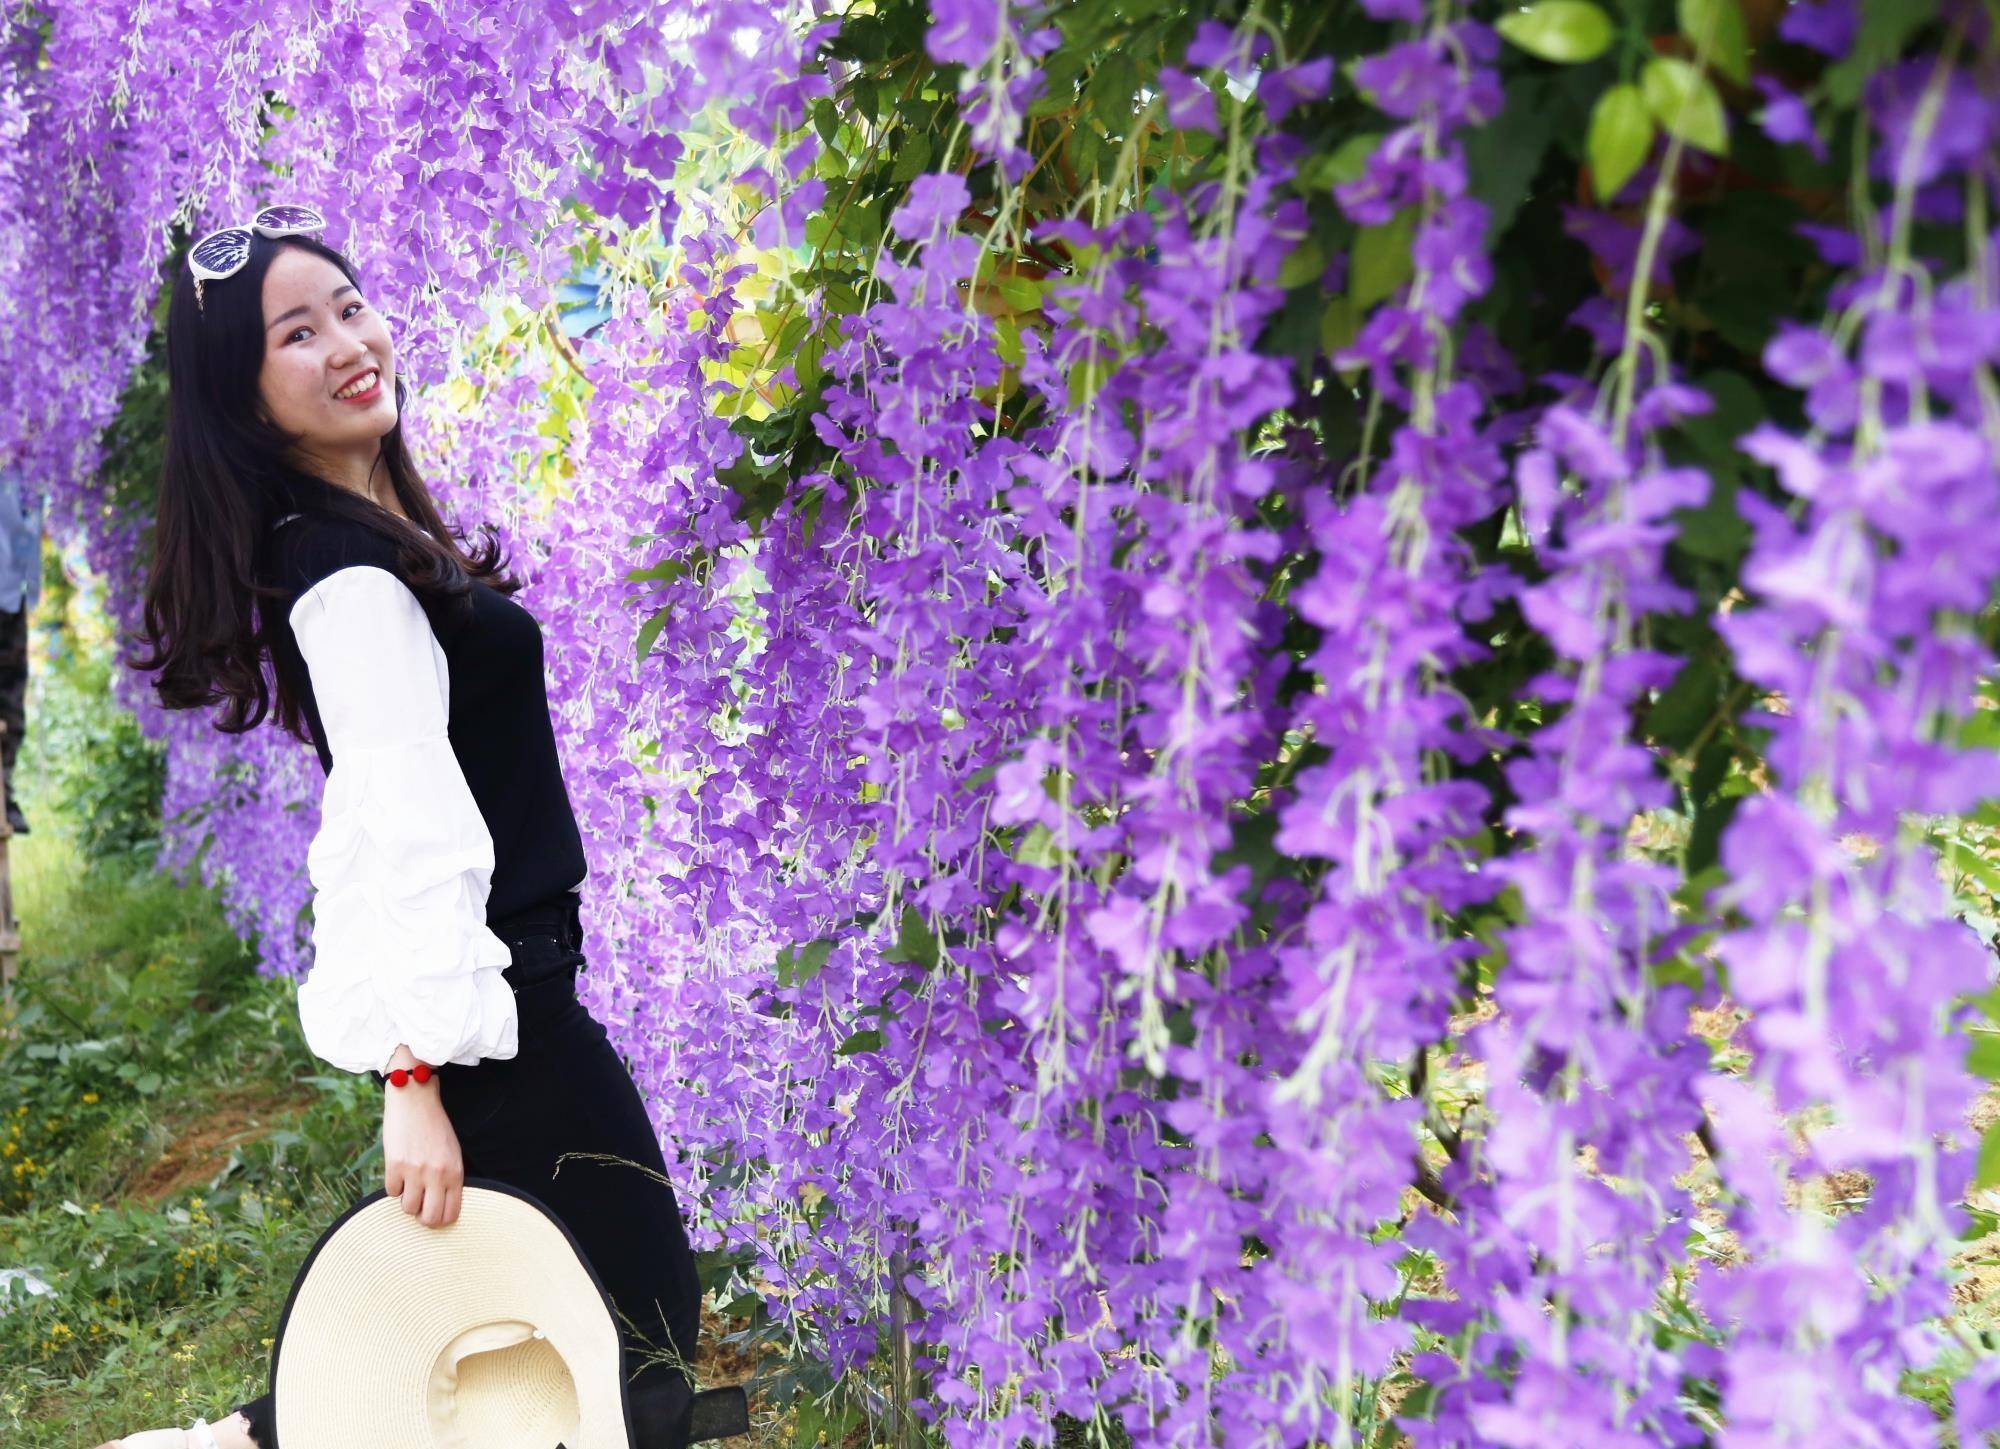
top-left (380, 1049), bottom-right (462, 1227)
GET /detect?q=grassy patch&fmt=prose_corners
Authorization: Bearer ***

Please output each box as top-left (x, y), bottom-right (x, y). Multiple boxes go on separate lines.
top-left (0, 805), bottom-right (379, 1444)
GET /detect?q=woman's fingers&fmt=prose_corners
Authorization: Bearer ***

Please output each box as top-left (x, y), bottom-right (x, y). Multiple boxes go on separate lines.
top-left (400, 1168), bottom-right (462, 1227)
top-left (383, 1102), bottom-right (463, 1224)
top-left (386, 1161), bottom-right (434, 1219)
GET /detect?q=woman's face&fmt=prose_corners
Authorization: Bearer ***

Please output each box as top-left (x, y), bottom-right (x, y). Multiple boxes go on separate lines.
top-left (256, 247), bottom-right (397, 459)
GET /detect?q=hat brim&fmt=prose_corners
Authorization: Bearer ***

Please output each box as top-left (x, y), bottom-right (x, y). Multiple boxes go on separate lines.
top-left (263, 1176), bottom-right (636, 1449)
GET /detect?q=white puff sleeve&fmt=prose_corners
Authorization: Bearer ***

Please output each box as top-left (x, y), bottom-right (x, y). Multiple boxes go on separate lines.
top-left (289, 564), bottom-right (519, 1075)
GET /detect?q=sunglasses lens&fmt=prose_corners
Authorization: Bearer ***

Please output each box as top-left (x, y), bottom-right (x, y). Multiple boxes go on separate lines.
top-left (190, 227), bottom-right (254, 278)
top-left (255, 203), bottom-right (324, 233)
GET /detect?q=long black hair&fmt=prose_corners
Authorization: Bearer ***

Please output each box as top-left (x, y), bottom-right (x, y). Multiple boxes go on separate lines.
top-left (131, 229), bottom-right (523, 746)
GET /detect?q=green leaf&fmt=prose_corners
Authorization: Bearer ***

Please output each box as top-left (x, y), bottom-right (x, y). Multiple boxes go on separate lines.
top-left (994, 273), bottom-right (1043, 310)
top-left (1296, 132), bottom-right (1381, 193)
top-left (851, 77), bottom-right (881, 126)
top-left (1969, 1031), bottom-right (2000, 1082)
top-left (1320, 295), bottom-right (1359, 361)
top-left (1587, 83), bottom-right (1655, 201)
top-left (1947, 840), bottom-right (2000, 901)
top-left (1352, 208), bottom-right (1417, 309)
top-left (635, 603), bottom-right (673, 661)
top-left (880, 902), bottom-right (940, 970)
top-left (1495, 1), bottom-right (1616, 63)
top-left (1961, 1205), bottom-right (2000, 1242)
top-left (1680, 370), bottom-right (1763, 484)
top-left (1649, 954), bottom-right (1706, 992)
top-left (835, 1027), bottom-right (884, 1056)
top-left (1323, 132), bottom-right (1384, 188)
top-left (1690, 733), bottom-right (1733, 802)
top-left (1011, 821), bottom-right (1064, 868)
top-left (1278, 236), bottom-right (1328, 290)
top-left (1642, 56), bottom-right (1729, 156)
top-left (995, 314), bottom-right (1024, 368)
top-left (1963, 709), bottom-right (2000, 751)
top-left (889, 131), bottom-right (933, 184)
top-left (1685, 791), bottom-right (1740, 878)
top-left (1463, 75), bottom-right (1562, 240)
top-left (1684, 190), bottom-right (1810, 353)
top-left (1648, 656), bottom-right (1717, 750)
top-left (624, 556), bottom-right (691, 586)
top-left (775, 937), bottom-right (835, 989)
top-left (1979, 1120), bottom-right (2000, 1189)
top-left (1970, 987), bottom-right (2000, 1026)
top-left (1677, 0), bottom-right (1750, 84)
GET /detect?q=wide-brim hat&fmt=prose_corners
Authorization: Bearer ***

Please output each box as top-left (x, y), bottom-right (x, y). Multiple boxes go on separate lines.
top-left (264, 1177), bottom-right (635, 1448)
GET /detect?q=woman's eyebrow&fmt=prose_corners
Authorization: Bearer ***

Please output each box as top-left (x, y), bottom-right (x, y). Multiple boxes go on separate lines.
top-left (267, 284), bottom-right (358, 334)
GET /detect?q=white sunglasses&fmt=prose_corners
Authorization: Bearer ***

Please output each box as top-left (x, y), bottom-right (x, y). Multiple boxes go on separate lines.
top-left (188, 203), bottom-right (327, 311)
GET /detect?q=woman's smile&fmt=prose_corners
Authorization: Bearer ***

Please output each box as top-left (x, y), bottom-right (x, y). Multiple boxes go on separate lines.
top-left (333, 369), bottom-right (383, 405)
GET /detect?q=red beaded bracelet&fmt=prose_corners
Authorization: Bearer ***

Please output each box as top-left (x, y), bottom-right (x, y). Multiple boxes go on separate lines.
top-left (383, 1061), bottom-right (437, 1087)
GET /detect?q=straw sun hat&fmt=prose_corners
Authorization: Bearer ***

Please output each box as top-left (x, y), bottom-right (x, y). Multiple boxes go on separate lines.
top-left (266, 1178), bottom-right (640, 1448)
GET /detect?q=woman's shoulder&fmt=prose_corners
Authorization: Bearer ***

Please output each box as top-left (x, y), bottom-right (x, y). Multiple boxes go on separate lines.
top-left (270, 510), bottom-right (406, 600)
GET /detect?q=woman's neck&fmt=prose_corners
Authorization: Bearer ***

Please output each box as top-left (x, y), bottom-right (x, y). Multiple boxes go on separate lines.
top-left (292, 445), bottom-right (396, 514)
top-left (291, 459), bottom-right (405, 522)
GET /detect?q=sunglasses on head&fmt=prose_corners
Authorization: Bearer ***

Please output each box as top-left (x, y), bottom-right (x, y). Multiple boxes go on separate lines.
top-left (188, 204), bottom-right (327, 312)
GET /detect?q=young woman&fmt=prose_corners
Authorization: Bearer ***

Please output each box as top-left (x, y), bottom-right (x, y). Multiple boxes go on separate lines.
top-left (105, 215), bottom-right (704, 1449)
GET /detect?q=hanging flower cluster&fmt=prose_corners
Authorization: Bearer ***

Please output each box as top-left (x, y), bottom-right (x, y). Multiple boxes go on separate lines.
top-left (1265, 0), bottom-right (1517, 1430)
top-left (1697, 20), bottom-right (2000, 1444)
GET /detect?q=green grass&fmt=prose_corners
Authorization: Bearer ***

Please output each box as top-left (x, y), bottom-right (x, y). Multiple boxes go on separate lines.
top-left (0, 805), bottom-right (381, 1444)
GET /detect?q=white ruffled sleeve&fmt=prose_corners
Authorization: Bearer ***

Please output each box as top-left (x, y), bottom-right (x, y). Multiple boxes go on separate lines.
top-left (290, 564), bottom-right (519, 1075)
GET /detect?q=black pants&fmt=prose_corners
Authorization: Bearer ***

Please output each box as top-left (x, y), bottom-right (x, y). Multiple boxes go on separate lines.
top-left (232, 890), bottom-right (704, 1444)
top-left (0, 602), bottom-right (25, 788)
